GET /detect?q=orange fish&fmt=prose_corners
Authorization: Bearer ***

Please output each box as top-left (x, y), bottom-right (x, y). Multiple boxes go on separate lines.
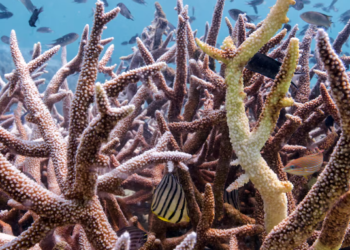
top-left (283, 151), bottom-right (323, 177)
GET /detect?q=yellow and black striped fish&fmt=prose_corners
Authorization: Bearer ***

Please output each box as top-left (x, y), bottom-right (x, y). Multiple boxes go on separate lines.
top-left (224, 189), bottom-right (240, 210)
top-left (151, 173), bottom-right (190, 224)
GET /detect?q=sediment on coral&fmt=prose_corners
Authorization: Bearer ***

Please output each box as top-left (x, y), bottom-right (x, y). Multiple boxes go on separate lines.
top-left (0, 0), bottom-right (350, 249)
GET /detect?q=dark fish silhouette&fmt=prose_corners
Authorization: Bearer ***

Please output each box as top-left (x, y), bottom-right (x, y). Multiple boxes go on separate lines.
top-left (128, 33), bottom-right (138, 44)
top-left (1, 35), bottom-right (10, 45)
top-left (0, 11), bottom-right (13, 19)
top-left (292, 0), bottom-right (304, 11)
top-left (117, 226), bottom-right (147, 250)
top-left (324, 0), bottom-right (337, 12)
top-left (300, 11), bottom-right (332, 28)
top-left (167, 22), bottom-right (176, 32)
top-left (121, 41), bottom-right (128, 45)
top-left (189, 16), bottom-right (196, 23)
top-left (339, 10), bottom-right (350, 24)
top-left (228, 9), bottom-right (259, 23)
top-left (325, 115), bottom-right (334, 131)
top-left (48, 33), bottom-right (79, 47)
top-left (132, 0), bottom-right (147, 5)
top-left (73, 0), bottom-right (87, 3)
top-left (37, 27), bottom-right (53, 33)
top-left (29, 7), bottom-right (43, 27)
top-left (117, 3), bottom-right (134, 21)
top-left (283, 23), bottom-right (292, 32)
top-left (101, 0), bottom-right (108, 7)
top-left (298, 24), bottom-right (309, 37)
top-left (245, 53), bottom-right (300, 89)
top-left (313, 3), bottom-right (324, 8)
top-left (19, 0), bottom-right (36, 13)
top-left (0, 3), bottom-right (8, 12)
top-left (246, 0), bottom-right (264, 14)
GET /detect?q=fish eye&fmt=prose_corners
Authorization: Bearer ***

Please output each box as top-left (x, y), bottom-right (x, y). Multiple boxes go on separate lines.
top-left (290, 165), bottom-right (295, 169)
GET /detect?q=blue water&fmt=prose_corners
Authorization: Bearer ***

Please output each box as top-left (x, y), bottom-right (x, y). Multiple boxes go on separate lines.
top-left (0, 0), bottom-right (348, 85)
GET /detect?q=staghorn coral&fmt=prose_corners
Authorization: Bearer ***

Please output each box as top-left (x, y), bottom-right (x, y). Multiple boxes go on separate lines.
top-left (1, 0), bottom-right (350, 249)
top-left (197, 0), bottom-right (297, 232)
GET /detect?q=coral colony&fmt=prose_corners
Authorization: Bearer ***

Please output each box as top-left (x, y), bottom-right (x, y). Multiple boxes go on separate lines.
top-left (1, 0), bottom-right (350, 249)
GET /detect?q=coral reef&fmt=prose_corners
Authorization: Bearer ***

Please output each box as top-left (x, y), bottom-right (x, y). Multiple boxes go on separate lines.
top-left (0, 0), bottom-right (350, 249)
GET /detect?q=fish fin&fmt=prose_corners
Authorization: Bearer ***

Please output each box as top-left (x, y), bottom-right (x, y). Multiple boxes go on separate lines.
top-left (183, 214), bottom-right (190, 222)
top-left (154, 213), bottom-right (171, 223)
top-left (253, 5), bottom-right (258, 14)
top-left (291, 81), bottom-right (298, 89)
top-left (303, 175), bottom-right (308, 180)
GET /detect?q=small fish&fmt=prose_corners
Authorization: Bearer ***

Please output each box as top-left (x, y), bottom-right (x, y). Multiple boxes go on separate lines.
top-left (326, 0), bottom-right (338, 12)
top-left (101, 0), bottom-right (108, 7)
top-left (167, 22), bottom-right (176, 32)
top-left (1, 35), bottom-right (10, 45)
top-left (48, 33), bottom-right (79, 47)
top-left (292, 0), bottom-right (304, 11)
top-left (224, 189), bottom-right (240, 210)
top-left (117, 226), bottom-right (147, 250)
top-left (283, 151), bottom-right (324, 177)
top-left (151, 173), bottom-right (190, 224)
top-left (298, 24), bottom-right (308, 37)
top-left (228, 9), bottom-right (259, 23)
top-left (128, 33), bottom-right (138, 44)
top-left (0, 11), bottom-right (13, 19)
top-left (192, 6), bottom-right (195, 16)
top-left (37, 27), bottom-right (53, 33)
top-left (121, 41), bottom-right (128, 45)
top-left (245, 53), bottom-right (300, 89)
top-left (325, 115), bottom-right (335, 131)
top-left (19, 0), bottom-right (36, 13)
top-left (246, 0), bottom-right (264, 14)
top-left (29, 7), bottom-right (43, 27)
top-left (339, 10), bottom-right (350, 24)
top-left (0, 3), bottom-right (8, 12)
top-left (73, 0), bottom-right (87, 3)
top-left (132, 0), bottom-right (147, 5)
top-left (283, 23), bottom-right (292, 32)
top-left (117, 3), bottom-right (134, 21)
top-left (189, 16), bottom-right (196, 24)
top-left (300, 11), bottom-right (332, 28)
top-left (313, 3), bottom-right (324, 8)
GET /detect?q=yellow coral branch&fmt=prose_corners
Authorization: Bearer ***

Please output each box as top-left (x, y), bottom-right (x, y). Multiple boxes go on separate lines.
top-left (198, 0), bottom-right (295, 233)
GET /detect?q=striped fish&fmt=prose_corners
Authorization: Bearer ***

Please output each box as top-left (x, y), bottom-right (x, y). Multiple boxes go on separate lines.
top-left (283, 151), bottom-right (323, 177)
top-left (117, 226), bottom-right (147, 250)
top-left (224, 189), bottom-right (240, 210)
top-left (151, 173), bottom-right (190, 224)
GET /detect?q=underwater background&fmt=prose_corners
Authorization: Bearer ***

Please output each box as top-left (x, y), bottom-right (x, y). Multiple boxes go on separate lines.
top-left (0, 0), bottom-right (347, 90)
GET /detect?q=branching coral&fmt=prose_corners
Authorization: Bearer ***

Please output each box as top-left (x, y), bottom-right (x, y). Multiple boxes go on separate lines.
top-left (197, 0), bottom-right (297, 232)
top-left (1, 0), bottom-right (350, 249)
top-left (262, 28), bottom-right (350, 250)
